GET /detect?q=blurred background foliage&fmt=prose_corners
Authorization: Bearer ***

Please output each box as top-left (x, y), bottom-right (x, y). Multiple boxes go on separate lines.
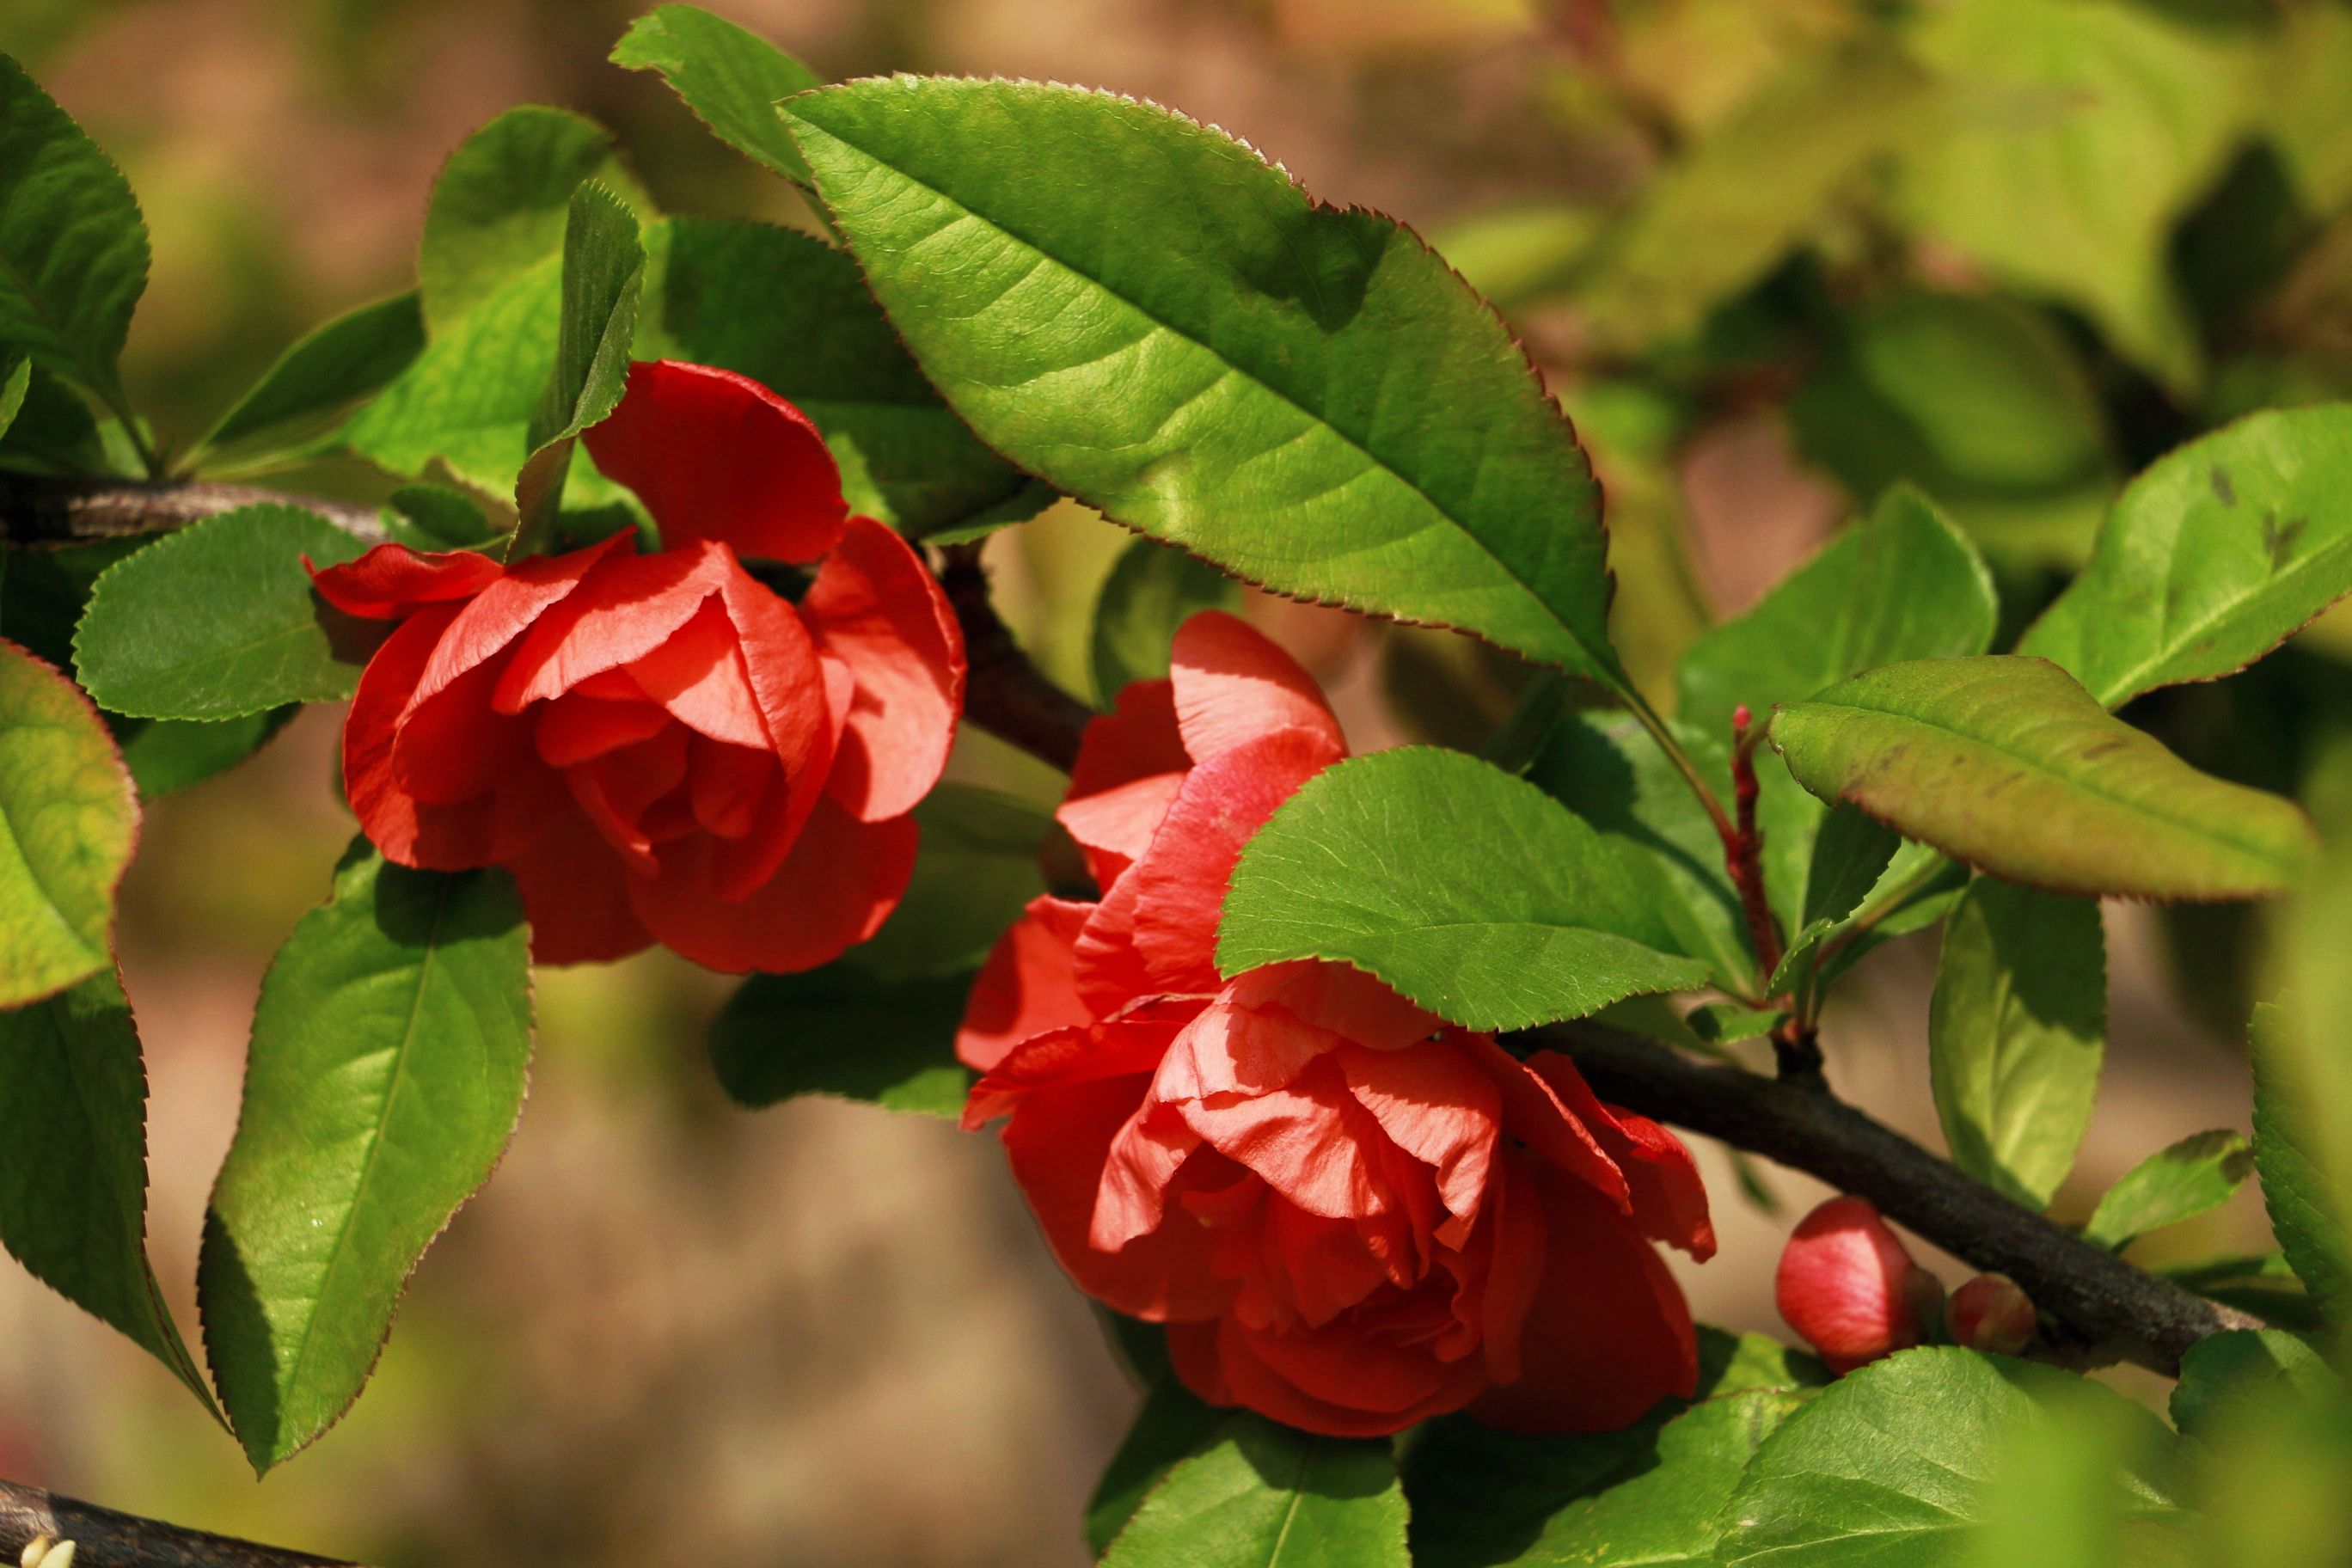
top-left (2, 0), bottom-right (2349, 1563)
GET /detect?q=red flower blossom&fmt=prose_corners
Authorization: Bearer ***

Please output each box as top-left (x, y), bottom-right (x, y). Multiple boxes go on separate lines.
top-left (310, 359), bottom-right (965, 971)
top-left (959, 612), bottom-right (1714, 1437)
top-left (1775, 1196), bottom-right (1944, 1373)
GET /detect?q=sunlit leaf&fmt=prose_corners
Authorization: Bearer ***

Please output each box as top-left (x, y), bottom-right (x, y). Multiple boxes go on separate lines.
top-left (0, 636), bottom-right (135, 1005)
top-left (1100, 1412), bottom-right (1408, 1568)
top-left (194, 291), bottom-right (425, 462)
top-left (2084, 1130), bottom-right (2255, 1253)
top-left (510, 183), bottom-right (644, 557)
top-left (610, 4), bottom-right (823, 186)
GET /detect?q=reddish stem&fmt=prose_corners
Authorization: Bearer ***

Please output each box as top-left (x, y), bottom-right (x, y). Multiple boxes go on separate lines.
top-left (1724, 705), bottom-right (1784, 983)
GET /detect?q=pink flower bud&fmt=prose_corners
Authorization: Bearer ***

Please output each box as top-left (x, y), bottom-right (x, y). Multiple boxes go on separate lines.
top-left (1775, 1197), bottom-right (1939, 1374)
top-left (1949, 1272), bottom-right (2036, 1356)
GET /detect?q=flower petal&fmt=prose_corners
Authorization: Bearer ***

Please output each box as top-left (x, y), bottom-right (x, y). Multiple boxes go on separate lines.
top-left (964, 1003), bottom-right (1196, 1127)
top-left (1334, 1038), bottom-right (1501, 1239)
top-left (1520, 1051), bottom-right (1716, 1262)
top-left (1173, 1055), bottom-right (1394, 1223)
top-left (1170, 611), bottom-right (1344, 763)
top-left (308, 543), bottom-right (501, 620)
top-left (1060, 679), bottom-right (1189, 889)
top-left (1463, 1035), bottom-right (1632, 1215)
top-left (1197, 1311), bottom-right (1485, 1437)
top-left (624, 597), bottom-right (769, 748)
top-left (503, 803), bottom-right (653, 965)
top-left (489, 541), bottom-right (737, 714)
top-left (582, 359), bottom-right (847, 563)
top-left (628, 793), bottom-right (915, 974)
top-left (958, 895), bottom-right (1099, 1072)
top-left (1465, 1170), bottom-right (1698, 1435)
top-left (801, 516), bottom-right (966, 824)
top-left (414, 531), bottom-right (634, 712)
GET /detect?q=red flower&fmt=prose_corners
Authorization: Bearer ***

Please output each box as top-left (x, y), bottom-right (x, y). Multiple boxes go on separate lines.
top-left (959, 613), bottom-right (1714, 1437)
top-left (310, 360), bottom-right (965, 971)
top-left (1775, 1196), bottom-right (1944, 1373)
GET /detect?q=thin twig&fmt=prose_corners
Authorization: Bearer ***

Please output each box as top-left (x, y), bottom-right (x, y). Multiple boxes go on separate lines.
top-left (1, 1480), bottom-right (360, 1568)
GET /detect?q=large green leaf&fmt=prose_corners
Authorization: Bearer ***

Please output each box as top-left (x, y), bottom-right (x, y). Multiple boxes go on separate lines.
top-left (1099, 1412), bottom-right (1408, 1568)
top-left (0, 55), bottom-right (149, 418)
top-left (0, 968), bottom-right (214, 1411)
top-left (1928, 879), bottom-right (2106, 1210)
top-left (1677, 485), bottom-right (1998, 737)
top-left (199, 849), bottom-right (533, 1472)
top-left (782, 78), bottom-right (1626, 688)
top-left (1220, 747), bottom-right (1711, 1031)
top-left (2170, 1329), bottom-right (2342, 1441)
top-left (71, 504), bottom-right (371, 719)
top-left (2016, 406), bottom-right (2352, 711)
top-left (510, 183), bottom-right (644, 557)
top-left (850, 785), bottom-right (1050, 980)
top-left (634, 217), bottom-right (1041, 536)
top-left (2084, 1130), bottom-right (2255, 1253)
top-left (1090, 536), bottom-right (1242, 707)
top-left (1719, 1348), bottom-right (2183, 1567)
top-left (1770, 656), bottom-right (2317, 901)
top-left (193, 291), bottom-right (425, 461)
top-left (0, 637), bottom-right (136, 1005)
top-left (1087, 1377), bottom-right (1228, 1557)
top-left (1898, 0), bottom-right (2254, 391)
top-left (1406, 1330), bottom-right (1826, 1568)
top-left (2251, 1001), bottom-right (2349, 1323)
top-left (416, 105), bottom-right (641, 334)
top-left (610, 4), bottom-right (823, 186)
top-left (707, 968), bottom-right (971, 1118)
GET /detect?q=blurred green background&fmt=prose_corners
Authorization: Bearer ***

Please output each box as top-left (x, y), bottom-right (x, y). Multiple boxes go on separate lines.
top-left (3, 0), bottom-right (2349, 1562)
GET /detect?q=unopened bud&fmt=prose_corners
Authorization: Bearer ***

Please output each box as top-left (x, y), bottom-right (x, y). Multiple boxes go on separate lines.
top-left (1775, 1196), bottom-right (1936, 1374)
top-left (1950, 1272), bottom-right (2036, 1356)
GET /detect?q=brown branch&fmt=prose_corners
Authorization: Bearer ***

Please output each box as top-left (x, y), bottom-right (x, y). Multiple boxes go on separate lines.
top-left (1, 1479), bottom-right (360, 1567)
top-left (1539, 1022), bottom-right (2264, 1375)
top-left (936, 541), bottom-right (1092, 774)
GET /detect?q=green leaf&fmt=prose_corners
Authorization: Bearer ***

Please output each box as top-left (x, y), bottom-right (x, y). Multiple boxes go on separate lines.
top-left (510, 183), bottom-right (644, 558)
top-left (1406, 1330), bottom-right (1826, 1568)
top-left (854, 785), bottom-right (1050, 981)
top-left (1929, 879), bottom-right (2106, 1210)
top-left (783, 78), bottom-right (1626, 689)
top-left (707, 967), bottom-right (971, 1118)
top-left (1770, 656), bottom-right (2318, 901)
top-left (0, 636), bottom-right (135, 1006)
top-left (2159, 1252), bottom-right (2324, 1332)
top-left (0, 353), bottom-right (27, 438)
top-left (1719, 1348), bottom-right (2183, 1567)
top-left (381, 484), bottom-right (496, 551)
top-left (199, 849), bottom-right (533, 1472)
top-left (634, 217), bottom-right (1040, 536)
top-left (1677, 486), bottom-right (1999, 737)
top-left (116, 708), bottom-right (296, 799)
top-left (1091, 536), bottom-right (1241, 706)
top-left (71, 503), bottom-right (371, 720)
top-left (1960, 1373), bottom-right (2197, 1568)
top-left (2251, 1001), bottom-right (2348, 1321)
top-left (194, 291), bottom-right (425, 460)
top-left (0, 364), bottom-right (108, 474)
top-left (2171, 1329), bottom-right (2341, 1440)
top-left (1220, 748), bottom-right (1712, 1031)
top-left (1087, 1377), bottom-right (1228, 1557)
top-left (416, 105), bottom-right (642, 334)
top-left (2084, 1130), bottom-right (2256, 1253)
top-left (1099, 1412), bottom-right (1408, 1568)
top-left (2016, 405), bottom-right (2352, 710)
top-left (1898, 0), bottom-right (2255, 391)
top-left (610, 4), bottom-right (823, 186)
top-left (0, 968), bottom-right (214, 1411)
top-left (0, 55), bottom-right (149, 417)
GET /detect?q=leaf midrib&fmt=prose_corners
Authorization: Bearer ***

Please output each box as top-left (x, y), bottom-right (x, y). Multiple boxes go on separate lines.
top-left (1789, 695), bottom-right (2297, 869)
top-left (801, 111), bottom-right (1617, 683)
top-left (277, 879), bottom-right (451, 1430)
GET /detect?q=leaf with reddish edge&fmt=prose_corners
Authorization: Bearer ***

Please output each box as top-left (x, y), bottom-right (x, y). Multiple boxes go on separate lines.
top-left (1769, 656), bottom-right (2316, 902)
top-left (0, 637), bottom-right (137, 1005)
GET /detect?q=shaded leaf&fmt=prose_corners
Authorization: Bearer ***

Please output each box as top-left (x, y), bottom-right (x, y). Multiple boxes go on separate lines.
top-left (0, 636), bottom-right (135, 1005)
top-left (853, 785), bottom-right (1050, 981)
top-left (199, 849), bottom-right (533, 1472)
top-left (0, 55), bottom-right (148, 416)
top-left (1087, 1376), bottom-right (1227, 1557)
top-left (1221, 747), bottom-right (1711, 1031)
top-left (610, 4), bottom-right (823, 186)
top-left (2084, 1130), bottom-right (2255, 1253)
top-left (1100, 1412), bottom-right (1407, 1568)
top-left (1770, 656), bottom-right (2317, 901)
top-left (381, 484), bottom-right (496, 551)
top-left (2017, 405), bottom-right (2352, 710)
top-left (511, 183), bottom-right (644, 558)
top-left (195, 291), bottom-right (425, 460)
top-left (116, 708), bottom-right (296, 799)
top-left (784, 79), bottom-right (1626, 688)
top-left (2171, 1329), bottom-right (2341, 1440)
top-left (1719, 1348), bottom-right (2183, 1566)
top-left (0, 968), bottom-right (214, 1411)
top-left (71, 504), bottom-right (371, 719)
top-left (1929, 879), bottom-right (2106, 1210)
top-left (0, 353), bottom-right (26, 438)
top-left (707, 967), bottom-right (971, 1118)
top-left (1091, 536), bottom-right (1241, 706)
top-left (634, 217), bottom-right (1040, 536)
top-left (2251, 1001), bottom-right (2348, 1322)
